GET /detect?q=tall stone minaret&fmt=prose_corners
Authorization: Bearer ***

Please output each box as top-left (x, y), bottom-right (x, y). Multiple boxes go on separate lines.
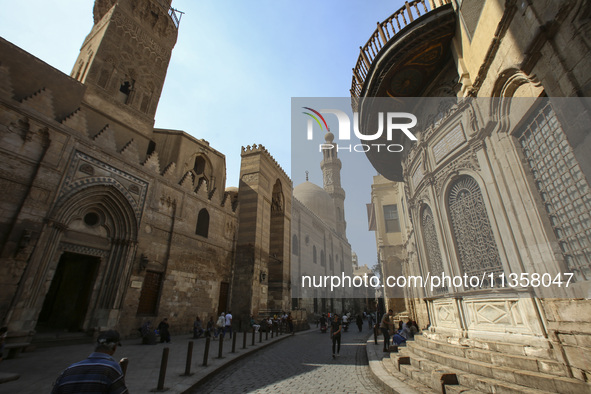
top-left (71, 0), bottom-right (179, 137)
top-left (321, 131), bottom-right (347, 239)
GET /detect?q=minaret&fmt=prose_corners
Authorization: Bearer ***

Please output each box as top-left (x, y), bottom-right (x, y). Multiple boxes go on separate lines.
top-left (320, 130), bottom-right (347, 239)
top-left (71, 0), bottom-right (180, 137)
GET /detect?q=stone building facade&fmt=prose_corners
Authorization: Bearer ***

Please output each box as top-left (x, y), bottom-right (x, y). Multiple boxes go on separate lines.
top-left (368, 175), bottom-right (406, 315)
top-left (354, 0), bottom-right (591, 390)
top-left (0, 0), bottom-right (293, 343)
top-left (231, 144), bottom-right (292, 328)
top-left (291, 132), bottom-right (354, 317)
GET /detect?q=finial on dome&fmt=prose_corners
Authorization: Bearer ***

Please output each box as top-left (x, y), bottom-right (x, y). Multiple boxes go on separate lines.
top-left (305, 170), bottom-right (309, 181)
top-left (324, 130), bottom-right (334, 143)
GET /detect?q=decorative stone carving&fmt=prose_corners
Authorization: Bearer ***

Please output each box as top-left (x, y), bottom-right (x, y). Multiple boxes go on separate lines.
top-left (58, 151), bottom-right (149, 222)
top-left (434, 150), bottom-right (480, 195)
top-left (79, 164), bottom-right (94, 176)
top-left (433, 123), bottom-right (466, 163)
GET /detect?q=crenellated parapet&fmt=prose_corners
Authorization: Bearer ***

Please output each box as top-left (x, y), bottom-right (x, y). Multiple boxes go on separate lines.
top-left (241, 143), bottom-right (291, 186)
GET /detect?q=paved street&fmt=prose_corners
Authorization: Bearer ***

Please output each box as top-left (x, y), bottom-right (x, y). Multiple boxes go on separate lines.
top-left (190, 324), bottom-right (382, 393)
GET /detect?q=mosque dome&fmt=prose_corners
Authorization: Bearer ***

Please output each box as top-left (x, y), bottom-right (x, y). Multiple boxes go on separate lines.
top-left (293, 181), bottom-right (336, 231)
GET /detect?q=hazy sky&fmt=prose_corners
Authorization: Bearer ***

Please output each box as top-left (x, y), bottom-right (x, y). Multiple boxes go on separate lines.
top-left (0, 0), bottom-right (407, 268)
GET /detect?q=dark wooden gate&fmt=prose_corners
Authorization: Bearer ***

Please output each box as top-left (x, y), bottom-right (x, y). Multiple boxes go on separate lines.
top-left (137, 271), bottom-right (163, 315)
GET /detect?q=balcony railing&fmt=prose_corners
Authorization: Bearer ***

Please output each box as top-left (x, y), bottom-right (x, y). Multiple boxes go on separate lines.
top-left (350, 0), bottom-right (451, 99)
top-left (155, 0), bottom-right (183, 29)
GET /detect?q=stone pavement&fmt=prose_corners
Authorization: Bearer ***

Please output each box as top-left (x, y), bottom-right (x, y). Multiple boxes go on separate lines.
top-left (191, 325), bottom-right (383, 393)
top-left (0, 329), bottom-right (292, 393)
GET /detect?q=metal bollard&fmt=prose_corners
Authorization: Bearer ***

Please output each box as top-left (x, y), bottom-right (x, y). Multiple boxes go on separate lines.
top-left (242, 330), bottom-right (247, 349)
top-left (251, 328), bottom-right (255, 345)
top-left (232, 332), bottom-right (237, 353)
top-left (259, 329), bottom-right (262, 343)
top-left (183, 341), bottom-right (193, 376)
top-left (271, 328), bottom-right (274, 338)
top-left (266, 329), bottom-right (268, 340)
top-left (217, 333), bottom-right (224, 358)
top-left (202, 337), bottom-right (211, 366)
top-left (119, 357), bottom-right (128, 377)
top-left (156, 347), bottom-right (169, 391)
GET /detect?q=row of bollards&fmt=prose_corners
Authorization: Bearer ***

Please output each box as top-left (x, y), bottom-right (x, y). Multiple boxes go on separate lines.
top-left (152, 326), bottom-right (290, 391)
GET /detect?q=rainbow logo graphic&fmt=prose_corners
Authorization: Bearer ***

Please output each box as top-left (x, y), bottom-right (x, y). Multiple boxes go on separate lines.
top-left (302, 107), bottom-right (330, 132)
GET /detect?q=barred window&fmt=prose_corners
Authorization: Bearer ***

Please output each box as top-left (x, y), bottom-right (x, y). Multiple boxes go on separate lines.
top-left (448, 175), bottom-right (504, 285)
top-left (517, 104), bottom-right (591, 281)
top-left (421, 205), bottom-right (447, 293)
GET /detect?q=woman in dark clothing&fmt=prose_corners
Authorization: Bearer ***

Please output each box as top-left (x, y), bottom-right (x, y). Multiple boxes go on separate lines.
top-left (356, 314), bottom-right (363, 332)
top-left (158, 318), bottom-right (171, 343)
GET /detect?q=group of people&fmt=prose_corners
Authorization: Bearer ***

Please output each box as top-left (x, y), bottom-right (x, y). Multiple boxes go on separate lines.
top-left (138, 310), bottom-right (298, 345)
top-left (191, 311), bottom-right (233, 340)
top-left (138, 318), bottom-right (171, 344)
top-left (379, 309), bottom-right (419, 351)
top-left (249, 312), bottom-right (294, 334)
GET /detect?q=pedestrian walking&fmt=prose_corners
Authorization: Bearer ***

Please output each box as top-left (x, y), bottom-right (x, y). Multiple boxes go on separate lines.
top-left (214, 313), bottom-right (225, 339)
top-left (287, 312), bottom-right (294, 334)
top-left (158, 318), bottom-right (171, 343)
top-left (380, 309), bottom-right (394, 352)
top-left (330, 313), bottom-right (342, 359)
top-left (356, 314), bottom-right (363, 332)
top-left (51, 330), bottom-right (128, 394)
top-left (368, 312), bottom-right (374, 330)
top-left (224, 311), bottom-right (233, 338)
top-left (206, 316), bottom-right (215, 338)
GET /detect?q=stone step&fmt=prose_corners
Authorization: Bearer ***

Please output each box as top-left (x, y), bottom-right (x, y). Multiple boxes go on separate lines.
top-left (367, 340), bottom-right (435, 394)
top-left (400, 349), bottom-right (555, 394)
top-left (401, 342), bottom-right (590, 394)
top-left (400, 363), bottom-right (443, 391)
top-left (412, 335), bottom-right (566, 377)
top-left (391, 353), bottom-right (460, 393)
top-left (421, 331), bottom-right (555, 359)
top-left (445, 384), bottom-right (484, 394)
top-left (456, 370), bottom-right (556, 394)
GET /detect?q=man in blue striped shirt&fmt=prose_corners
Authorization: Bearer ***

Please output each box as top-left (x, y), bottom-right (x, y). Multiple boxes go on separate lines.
top-left (51, 330), bottom-right (128, 394)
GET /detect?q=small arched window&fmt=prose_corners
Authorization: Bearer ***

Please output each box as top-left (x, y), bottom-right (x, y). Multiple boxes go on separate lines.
top-left (196, 208), bottom-right (209, 238)
top-left (194, 156), bottom-right (206, 175)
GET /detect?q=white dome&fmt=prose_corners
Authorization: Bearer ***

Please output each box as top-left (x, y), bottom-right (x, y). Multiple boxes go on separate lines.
top-left (293, 181), bottom-right (336, 230)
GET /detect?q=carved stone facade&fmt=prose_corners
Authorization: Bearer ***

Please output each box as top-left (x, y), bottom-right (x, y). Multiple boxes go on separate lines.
top-left (0, 0), bottom-right (291, 343)
top-left (362, 0), bottom-right (591, 386)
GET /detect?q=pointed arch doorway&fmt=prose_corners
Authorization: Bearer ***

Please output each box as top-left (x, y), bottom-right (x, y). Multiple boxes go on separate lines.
top-left (37, 252), bottom-right (100, 332)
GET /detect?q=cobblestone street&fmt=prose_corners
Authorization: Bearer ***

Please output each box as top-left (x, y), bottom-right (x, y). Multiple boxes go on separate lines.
top-left (190, 326), bottom-right (382, 393)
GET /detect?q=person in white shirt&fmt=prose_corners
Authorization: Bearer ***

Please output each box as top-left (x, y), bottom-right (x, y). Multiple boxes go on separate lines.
top-left (224, 311), bottom-right (233, 338)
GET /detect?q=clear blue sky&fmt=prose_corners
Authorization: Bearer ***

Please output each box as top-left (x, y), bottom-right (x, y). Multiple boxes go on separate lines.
top-left (0, 0), bottom-right (406, 268)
